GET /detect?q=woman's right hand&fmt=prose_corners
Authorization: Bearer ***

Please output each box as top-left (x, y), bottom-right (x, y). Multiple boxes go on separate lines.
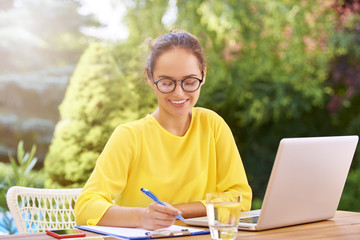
top-left (140, 202), bottom-right (182, 230)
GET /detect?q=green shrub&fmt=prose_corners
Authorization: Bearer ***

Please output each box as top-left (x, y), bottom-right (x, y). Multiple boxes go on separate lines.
top-left (44, 43), bottom-right (139, 187)
top-left (0, 141), bottom-right (45, 234)
top-left (339, 167), bottom-right (360, 211)
top-left (0, 162), bottom-right (45, 209)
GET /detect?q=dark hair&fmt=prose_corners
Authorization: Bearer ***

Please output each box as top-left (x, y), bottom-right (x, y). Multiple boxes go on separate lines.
top-left (146, 30), bottom-right (206, 76)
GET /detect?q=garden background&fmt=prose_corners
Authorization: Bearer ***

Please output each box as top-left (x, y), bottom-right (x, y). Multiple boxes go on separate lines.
top-left (0, 0), bottom-right (359, 234)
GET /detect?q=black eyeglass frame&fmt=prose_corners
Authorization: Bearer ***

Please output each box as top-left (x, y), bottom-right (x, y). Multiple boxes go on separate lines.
top-left (150, 71), bottom-right (204, 94)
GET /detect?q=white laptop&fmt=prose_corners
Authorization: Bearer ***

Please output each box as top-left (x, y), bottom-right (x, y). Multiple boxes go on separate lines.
top-left (185, 136), bottom-right (359, 231)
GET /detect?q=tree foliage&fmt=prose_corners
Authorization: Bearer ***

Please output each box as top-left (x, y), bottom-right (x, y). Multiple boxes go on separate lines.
top-left (44, 43), bottom-right (138, 187)
top-left (178, 0), bottom-right (336, 125)
top-left (114, 0), bottom-right (170, 117)
top-left (329, 0), bottom-right (360, 211)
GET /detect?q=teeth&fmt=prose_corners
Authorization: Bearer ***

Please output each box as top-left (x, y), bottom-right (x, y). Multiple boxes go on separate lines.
top-left (171, 100), bottom-right (186, 104)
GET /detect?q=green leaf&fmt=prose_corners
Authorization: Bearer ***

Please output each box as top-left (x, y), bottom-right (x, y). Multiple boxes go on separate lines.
top-left (17, 140), bottom-right (25, 165)
top-left (28, 144), bottom-right (37, 164)
top-left (8, 154), bottom-right (19, 184)
top-left (24, 157), bottom-right (38, 174)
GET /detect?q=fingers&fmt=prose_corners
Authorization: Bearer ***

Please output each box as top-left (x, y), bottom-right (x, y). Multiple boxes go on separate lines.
top-left (141, 203), bottom-right (181, 230)
top-left (160, 202), bottom-right (182, 218)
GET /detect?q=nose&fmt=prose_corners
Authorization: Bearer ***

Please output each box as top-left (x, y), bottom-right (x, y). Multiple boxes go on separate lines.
top-left (173, 81), bottom-right (186, 95)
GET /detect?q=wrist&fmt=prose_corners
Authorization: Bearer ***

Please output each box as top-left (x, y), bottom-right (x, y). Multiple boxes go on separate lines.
top-left (135, 207), bottom-right (146, 228)
top-left (173, 202), bottom-right (206, 218)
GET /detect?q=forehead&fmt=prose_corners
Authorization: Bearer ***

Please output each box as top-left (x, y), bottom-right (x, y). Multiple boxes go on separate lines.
top-left (152, 48), bottom-right (201, 78)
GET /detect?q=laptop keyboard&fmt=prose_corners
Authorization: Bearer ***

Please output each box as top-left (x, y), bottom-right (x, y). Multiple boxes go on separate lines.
top-left (239, 216), bottom-right (259, 224)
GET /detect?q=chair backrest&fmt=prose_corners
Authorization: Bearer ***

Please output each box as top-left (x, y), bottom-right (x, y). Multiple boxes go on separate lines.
top-left (6, 186), bottom-right (82, 233)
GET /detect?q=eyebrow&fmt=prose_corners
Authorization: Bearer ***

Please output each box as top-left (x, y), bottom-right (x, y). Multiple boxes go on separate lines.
top-left (156, 73), bottom-right (200, 79)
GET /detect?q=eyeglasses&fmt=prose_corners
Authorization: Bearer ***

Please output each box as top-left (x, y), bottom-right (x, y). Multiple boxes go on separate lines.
top-left (151, 71), bottom-right (204, 94)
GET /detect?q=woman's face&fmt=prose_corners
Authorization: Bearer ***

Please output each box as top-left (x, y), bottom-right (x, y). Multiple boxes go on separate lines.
top-left (147, 47), bottom-right (205, 119)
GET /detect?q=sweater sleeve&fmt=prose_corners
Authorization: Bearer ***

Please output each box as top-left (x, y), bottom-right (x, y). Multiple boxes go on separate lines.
top-left (212, 115), bottom-right (252, 211)
top-left (74, 126), bottom-right (136, 225)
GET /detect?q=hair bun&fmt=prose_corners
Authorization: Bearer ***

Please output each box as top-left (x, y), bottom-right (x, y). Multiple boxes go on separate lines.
top-left (169, 28), bottom-right (181, 33)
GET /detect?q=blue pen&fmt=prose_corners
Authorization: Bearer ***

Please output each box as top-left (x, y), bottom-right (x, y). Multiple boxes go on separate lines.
top-left (140, 188), bottom-right (185, 222)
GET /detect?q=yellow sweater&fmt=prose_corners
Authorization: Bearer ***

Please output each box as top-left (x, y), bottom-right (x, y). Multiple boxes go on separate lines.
top-left (75, 107), bottom-right (252, 225)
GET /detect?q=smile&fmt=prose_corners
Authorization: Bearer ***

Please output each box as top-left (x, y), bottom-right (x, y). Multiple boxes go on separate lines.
top-left (170, 99), bottom-right (187, 104)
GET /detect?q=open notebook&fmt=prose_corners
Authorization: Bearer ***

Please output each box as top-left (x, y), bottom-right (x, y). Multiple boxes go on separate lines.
top-left (185, 136), bottom-right (359, 231)
top-left (76, 224), bottom-right (209, 239)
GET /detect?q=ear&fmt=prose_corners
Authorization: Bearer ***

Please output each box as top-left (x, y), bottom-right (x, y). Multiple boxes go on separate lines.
top-left (145, 70), bottom-right (153, 86)
top-left (201, 67), bottom-right (207, 85)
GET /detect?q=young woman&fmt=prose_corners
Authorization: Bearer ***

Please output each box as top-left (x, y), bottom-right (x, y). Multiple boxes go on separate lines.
top-left (74, 30), bottom-right (252, 230)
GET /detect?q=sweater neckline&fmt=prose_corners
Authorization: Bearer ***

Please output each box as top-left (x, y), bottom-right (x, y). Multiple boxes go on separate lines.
top-left (147, 108), bottom-right (197, 139)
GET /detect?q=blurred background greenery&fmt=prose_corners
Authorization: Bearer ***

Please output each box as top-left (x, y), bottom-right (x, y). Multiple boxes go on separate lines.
top-left (0, 0), bottom-right (359, 234)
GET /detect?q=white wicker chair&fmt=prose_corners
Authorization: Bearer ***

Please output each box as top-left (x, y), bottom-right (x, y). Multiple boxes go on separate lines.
top-left (6, 186), bottom-right (82, 233)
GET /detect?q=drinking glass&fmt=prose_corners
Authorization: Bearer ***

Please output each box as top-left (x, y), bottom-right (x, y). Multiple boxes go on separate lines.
top-left (206, 192), bottom-right (242, 240)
